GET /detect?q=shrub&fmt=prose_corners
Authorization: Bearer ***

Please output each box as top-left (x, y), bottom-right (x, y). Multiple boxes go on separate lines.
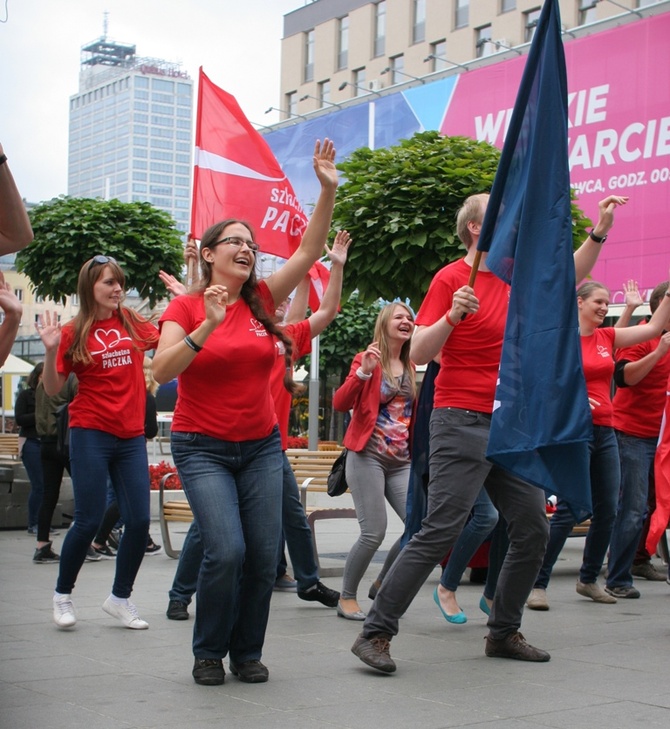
top-left (149, 461), bottom-right (182, 490)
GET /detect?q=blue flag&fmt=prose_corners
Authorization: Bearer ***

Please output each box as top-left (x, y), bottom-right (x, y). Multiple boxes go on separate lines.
top-left (477, 0), bottom-right (593, 516)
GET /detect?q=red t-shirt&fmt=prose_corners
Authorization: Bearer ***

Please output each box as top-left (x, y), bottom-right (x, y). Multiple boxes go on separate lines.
top-left (415, 258), bottom-right (509, 413)
top-left (159, 281), bottom-right (278, 442)
top-left (271, 319), bottom-right (312, 449)
top-left (612, 322), bottom-right (670, 439)
top-left (57, 310), bottom-right (159, 439)
top-left (580, 327), bottom-right (616, 427)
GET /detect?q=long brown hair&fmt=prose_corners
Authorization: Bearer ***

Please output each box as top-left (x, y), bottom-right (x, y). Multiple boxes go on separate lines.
top-left (66, 256), bottom-right (153, 366)
top-left (198, 220), bottom-right (301, 395)
top-left (372, 302), bottom-right (416, 399)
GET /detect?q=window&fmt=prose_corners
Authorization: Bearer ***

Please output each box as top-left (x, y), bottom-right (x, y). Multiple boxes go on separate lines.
top-left (13, 288), bottom-right (23, 302)
top-left (319, 80), bottom-right (331, 107)
top-left (578, 0), bottom-right (598, 25)
top-left (338, 16), bottom-right (349, 70)
top-left (428, 40), bottom-right (448, 72)
top-left (413, 0), bottom-right (426, 44)
top-left (152, 79), bottom-right (174, 93)
top-left (304, 29), bottom-right (315, 83)
top-left (353, 67), bottom-right (366, 94)
top-left (286, 91), bottom-right (298, 118)
top-left (374, 1), bottom-right (386, 57)
top-left (389, 55), bottom-right (404, 86)
top-left (475, 25), bottom-right (493, 58)
top-left (524, 8), bottom-right (541, 42)
top-left (501, 0), bottom-right (515, 12)
top-left (455, 0), bottom-right (469, 29)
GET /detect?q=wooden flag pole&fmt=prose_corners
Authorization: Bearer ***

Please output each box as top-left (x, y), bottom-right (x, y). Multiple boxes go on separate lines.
top-left (461, 249), bottom-right (482, 320)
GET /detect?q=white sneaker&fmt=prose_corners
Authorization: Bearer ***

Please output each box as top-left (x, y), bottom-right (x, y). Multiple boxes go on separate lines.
top-left (53, 593), bottom-right (76, 628)
top-left (102, 596), bottom-right (149, 629)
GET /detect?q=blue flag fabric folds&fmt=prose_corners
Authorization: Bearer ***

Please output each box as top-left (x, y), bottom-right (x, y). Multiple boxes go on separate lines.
top-left (477, 0), bottom-right (593, 516)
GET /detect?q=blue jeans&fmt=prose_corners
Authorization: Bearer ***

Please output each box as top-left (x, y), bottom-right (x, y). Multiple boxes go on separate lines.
top-left (56, 428), bottom-right (150, 598)
top-left (364, 408), bottom-right (548, 641)
top-left (607, 431), bottom-right (657, 588)
top-left (535, 425), bottom-right (620, 589)
top-left (440, 485), bottom-right (499, 592)
top-left (171, 428), bottom-right (283, 662)
top-left (22, 437), bottom-right (44, 529)
top-left (169, 451), bottom-right (320, 603)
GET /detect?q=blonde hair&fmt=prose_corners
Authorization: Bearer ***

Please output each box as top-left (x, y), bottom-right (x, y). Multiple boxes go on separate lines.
top-left (143, 356), bottom-right (159, 395)
top-left (456, 193), bottom-right (489, 249)
top-left (372, 302), bottom-right (416, 399)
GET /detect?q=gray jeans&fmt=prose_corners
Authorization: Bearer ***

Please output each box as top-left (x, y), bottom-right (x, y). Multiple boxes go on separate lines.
top-left (363, 407), bottom-right (549, 641)
top-left (342, 449), bottom-right (409, 599)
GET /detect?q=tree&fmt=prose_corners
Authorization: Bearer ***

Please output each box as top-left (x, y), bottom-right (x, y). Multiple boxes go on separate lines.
top-left (17, 196), bottom-right (185, 307)
top-left (332, 131), bottom-right (592, 310)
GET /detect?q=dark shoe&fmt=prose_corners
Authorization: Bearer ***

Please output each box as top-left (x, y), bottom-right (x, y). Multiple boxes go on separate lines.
top-left (631, 562), bottom-right (667, 581)
top-left (605, 585), bottom-right (640, 599)
top-left (166, 599), bottom-right (189, 620)
top-left (107, 529), bottom-right (122, 551)
top-left (351, 632), bottom-right (396, 673)
top-left (33, 542), bottom-right (60, 564)
top-left (92, 543), bottom-right (116, 560)
top-left (85, 545), bottom-right (102, 562)
top-left (469, 566), bottom-right (488, 584)
top-left (145, 538), bottom-right (163, 556)
top-left (192, 658), bottom-right (225, 686)
top-left (229, 659), bottom-right (269, 683)
top-left (298, 581), bottom-right (339, 608)
top-left (485, 632), bottom-right (550, 662)
top-left (368, 580), bottom-right (381, 600)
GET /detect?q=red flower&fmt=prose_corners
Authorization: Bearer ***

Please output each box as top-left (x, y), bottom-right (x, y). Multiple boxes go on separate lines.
top-left (149, 461), bottom-right (182, 490)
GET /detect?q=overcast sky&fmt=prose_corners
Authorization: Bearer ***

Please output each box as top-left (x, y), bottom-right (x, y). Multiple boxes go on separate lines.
top-left (0, 0), bottom-right (306, 204)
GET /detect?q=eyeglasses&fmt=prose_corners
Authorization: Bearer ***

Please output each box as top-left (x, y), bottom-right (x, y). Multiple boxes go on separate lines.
top-left (88, 255), bottom-right (117, 270)
top-left (213, 236), bottom-right (259, 253)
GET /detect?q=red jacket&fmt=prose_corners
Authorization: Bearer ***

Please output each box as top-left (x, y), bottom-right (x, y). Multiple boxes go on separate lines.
top-left (333, 352), bottom-right (416, 452)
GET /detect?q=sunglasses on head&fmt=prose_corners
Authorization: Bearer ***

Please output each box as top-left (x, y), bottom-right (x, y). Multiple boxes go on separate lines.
top-left (88, 255), bottom-right (117, 271)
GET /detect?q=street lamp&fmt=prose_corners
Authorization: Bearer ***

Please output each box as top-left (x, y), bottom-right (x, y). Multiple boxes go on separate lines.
top-left (423, 54), bottom-right (469, 71)
top-left (380, 67), bottom-right (426, 84)
top-left (338, 80), bottom-right (382, 97)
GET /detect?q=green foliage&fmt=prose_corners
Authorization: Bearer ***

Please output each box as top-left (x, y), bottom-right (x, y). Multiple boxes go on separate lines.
top-left (332, 131), bottom-right (592, 310)
top-left (17, 196), bottom-right (185, 307)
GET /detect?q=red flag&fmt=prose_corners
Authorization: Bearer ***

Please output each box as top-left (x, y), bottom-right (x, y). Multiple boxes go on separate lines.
top-left (307, 260), bottom-right (331, 312)
top-left (191, 68), bottom-right (308, 258)
top-left (646, 376), bottom-right (670, 556)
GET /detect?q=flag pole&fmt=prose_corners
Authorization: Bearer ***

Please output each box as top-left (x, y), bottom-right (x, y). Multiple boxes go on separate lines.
top-left (461, 249), bottom-right (482, 320)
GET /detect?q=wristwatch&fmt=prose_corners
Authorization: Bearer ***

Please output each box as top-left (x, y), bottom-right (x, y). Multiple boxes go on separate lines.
top-left (589, 229), bottom-right (607, 244)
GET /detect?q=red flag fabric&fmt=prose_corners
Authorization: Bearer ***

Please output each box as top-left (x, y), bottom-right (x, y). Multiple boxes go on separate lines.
top-left (646, 375), bottom-right (670, 556)
top-left (307, 260), bottom-right (331, 312)
top-left (191, 68), bottom-right (308, 258)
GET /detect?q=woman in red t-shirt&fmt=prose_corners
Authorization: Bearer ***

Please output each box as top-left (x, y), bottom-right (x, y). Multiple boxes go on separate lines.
top-left (531, 278), bottom-right (670, 607)
top-left (152, 139), bottom-right (338, 687)
top-left (333, 302), bottom-right (417, 621)
top-left (37, 256), bottom-right (159, 631)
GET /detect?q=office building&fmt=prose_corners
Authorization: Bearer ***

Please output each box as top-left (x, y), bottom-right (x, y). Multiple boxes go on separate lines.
top-left (68, 36), bottom-right (193, 233)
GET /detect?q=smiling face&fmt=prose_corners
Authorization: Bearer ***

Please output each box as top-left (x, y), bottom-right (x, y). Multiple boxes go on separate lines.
top-left (202, 222), bottom-right (257, 287)
top-left (385, 304), bottom-right (415, 342)
top-left (578, 286), bottom-right (610, 327)
top-left (92, 265), bottom-right (123, 319)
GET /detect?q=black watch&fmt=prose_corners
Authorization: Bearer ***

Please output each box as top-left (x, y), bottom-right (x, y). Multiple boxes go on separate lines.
top-left (589, 229), bottom-right (607, 244)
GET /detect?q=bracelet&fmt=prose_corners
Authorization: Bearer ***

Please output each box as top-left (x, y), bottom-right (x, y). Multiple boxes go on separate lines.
top-left (588, 229), bottom-right (607, 244)
top-left (445, 309), bottom-right (460, 327)
top-left (0, 154), bottom-right (7, 166)
top-left (355, 366), bottom-right (372, 380)
top-left (183, 334), bottom-right (203, 353)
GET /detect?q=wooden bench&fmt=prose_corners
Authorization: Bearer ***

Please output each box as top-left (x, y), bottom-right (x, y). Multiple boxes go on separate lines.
top-left (0, 433), bottom-right (20, 460)
top-left (159, 448), bottom-right (357, 576)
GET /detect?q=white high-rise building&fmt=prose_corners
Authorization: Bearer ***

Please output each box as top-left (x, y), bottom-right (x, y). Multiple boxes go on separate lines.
top-left (68, 36), bottom-right (193, 234)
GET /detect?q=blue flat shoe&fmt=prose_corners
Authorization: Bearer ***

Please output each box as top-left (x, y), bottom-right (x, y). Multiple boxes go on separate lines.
top-left (433, 587), bottom-right (467, 624)
top-left (479, 595), bottom-right (491, 616)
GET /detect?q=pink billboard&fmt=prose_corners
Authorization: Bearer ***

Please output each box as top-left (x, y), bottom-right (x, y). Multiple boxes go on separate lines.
top-left (442, 14), bottom-right (670, 303)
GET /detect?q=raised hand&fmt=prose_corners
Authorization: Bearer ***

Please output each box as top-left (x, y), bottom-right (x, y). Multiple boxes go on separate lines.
top-left (35, 310), bottom-right (61, 351)
top-left (325, 230), bottom-right (351, 267)
top-left (312, 138), bottom-right (338, 191)
top-left (159, 270), bottom-right (187, 297)
top-left (360, 341), bottom-right (382, 375)
top-left (622, 279), bottom-right (643, 310)
top-left (203, 284), bottom-right (229, 327)
top-left (595, 195), bottom-right (628, 235)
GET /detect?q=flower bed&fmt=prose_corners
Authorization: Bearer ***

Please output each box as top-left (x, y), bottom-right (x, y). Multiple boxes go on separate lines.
top-left (149, 460), bottom-right (181, 490)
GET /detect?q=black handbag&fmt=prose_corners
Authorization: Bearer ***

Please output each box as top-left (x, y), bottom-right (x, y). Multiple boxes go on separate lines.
top-left (327, 448), bottom-right (348, 497)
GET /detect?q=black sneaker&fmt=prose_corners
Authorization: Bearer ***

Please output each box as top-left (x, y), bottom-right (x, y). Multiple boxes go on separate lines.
top-left (85, 545), bottom-right (102, 562)
top-left (145, 538), bottom-right (163, 556)
top-left (92, 543), bottom-right (116, 560)
top-left (192, 658), bottom-right (225, 686)
top-left (351, 633), bottom-right (396, 673)
top-left (604, 585), bottom-right (640, 599)
top-left (166, 599), bottom-right (190, 620)
top-left (297, 581), bottom-right (340, 608)
top-left (33, 542), bottom-right (60, 564)
top-left (229, 659), bottom-right (269, 683)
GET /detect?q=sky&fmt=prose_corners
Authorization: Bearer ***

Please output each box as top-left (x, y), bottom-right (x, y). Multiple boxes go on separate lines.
top-left (0, 0), bottom-right (307, 204)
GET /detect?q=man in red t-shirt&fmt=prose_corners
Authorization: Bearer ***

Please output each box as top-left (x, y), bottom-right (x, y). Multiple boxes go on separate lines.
top-left (351, 192), bottom-right (627, 673)
top-left (606, 281), bottom-right (670, 594)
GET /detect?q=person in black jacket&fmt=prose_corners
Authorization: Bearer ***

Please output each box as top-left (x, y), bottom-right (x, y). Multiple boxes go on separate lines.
top-left (15, 363), bottom-right (44, 534)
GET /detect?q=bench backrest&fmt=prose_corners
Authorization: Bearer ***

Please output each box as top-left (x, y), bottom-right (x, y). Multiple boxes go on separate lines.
top-left (285, 448), bottom-right (342, 491)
